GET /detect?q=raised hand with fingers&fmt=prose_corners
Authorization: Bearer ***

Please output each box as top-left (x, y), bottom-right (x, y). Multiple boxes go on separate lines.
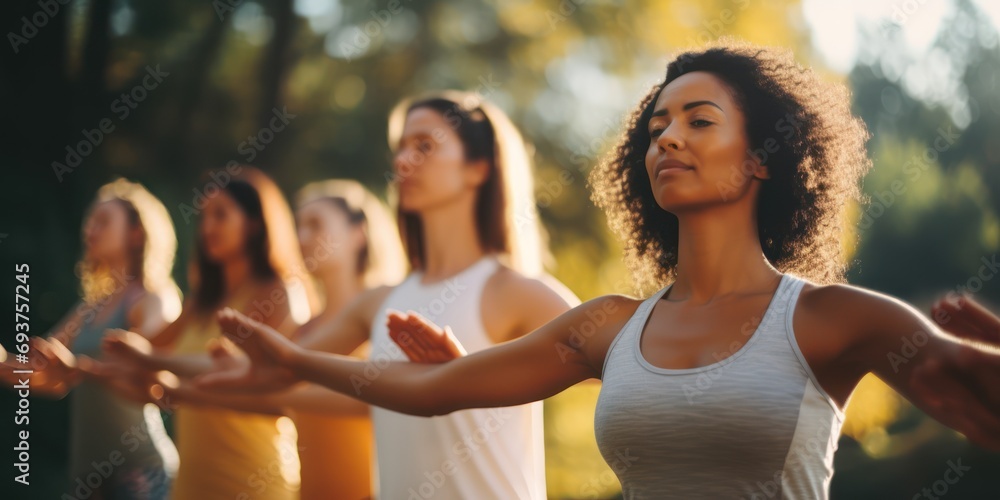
top-left (932, 294), bottom-right (1000, 345)
top-left (386, 309), bottom-right (467, 363)
top-left (194, 308), bottom-right (302, 393)
top-left (28, 336), bottom-right (81, 394)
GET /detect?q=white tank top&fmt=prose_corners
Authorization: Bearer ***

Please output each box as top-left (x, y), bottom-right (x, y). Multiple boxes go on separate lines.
top-left (368, 255), bottom-right (547, 499)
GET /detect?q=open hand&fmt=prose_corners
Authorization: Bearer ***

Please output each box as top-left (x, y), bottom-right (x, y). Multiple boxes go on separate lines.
top-left (194, 308), bottom-right (301, 393)
top-left (933, 294), bottom-right (1000, 345)
top-left (29, 336), bottom-right (81, 391)
top-left (386, 309), bottom-right (467, 363)
top-left (77, 355), bottom-right (171, 407)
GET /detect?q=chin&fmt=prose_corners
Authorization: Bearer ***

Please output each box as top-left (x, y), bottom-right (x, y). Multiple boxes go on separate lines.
top-left (398, 196), bottom-right (426, 213)
top-left (653, 184), bottom-right (694, 210)
top-left (203, 248), bottom-right (229, 263)
top-left (653, 189), bottom-right (720, 214)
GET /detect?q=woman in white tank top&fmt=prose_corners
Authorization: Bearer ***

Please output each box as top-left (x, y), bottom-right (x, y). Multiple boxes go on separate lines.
top-left (200, 42), bottom-right (1000, 499)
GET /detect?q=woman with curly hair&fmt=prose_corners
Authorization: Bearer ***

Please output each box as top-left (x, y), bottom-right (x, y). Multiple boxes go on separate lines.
top-left (196, 41), bottom-right (1000, 498)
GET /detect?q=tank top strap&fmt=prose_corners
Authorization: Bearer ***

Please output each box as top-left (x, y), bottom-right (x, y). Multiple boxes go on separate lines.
top-left (465, 254), bottom-right (501, 290)
top-left (600, 283), bottom-right (672, 378)
top-left (765, 273), bottom-right (807, 341)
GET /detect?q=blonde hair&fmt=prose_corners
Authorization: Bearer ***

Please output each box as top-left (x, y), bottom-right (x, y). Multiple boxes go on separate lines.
top-left (77, 178), bottom-right (179, 304)
top-left (295, 179), bottom-right (407, 288)
top-left (387, 90), bottom-right (548, 277)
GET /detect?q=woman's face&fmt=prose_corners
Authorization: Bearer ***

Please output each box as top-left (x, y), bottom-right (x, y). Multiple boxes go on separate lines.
top-left (199, 191), bottom-right (250, 263)
top-left (645, 71), bottom-right (766, 213)
top-left (296, 199), bottom-right (361, 274)
top-left (392, 107), bottom-right (487, 213)
top-left (83, 201), bottom-right (132, 263)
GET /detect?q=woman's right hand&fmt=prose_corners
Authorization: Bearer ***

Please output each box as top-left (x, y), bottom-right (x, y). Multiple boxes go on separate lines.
top-left (386, 309), bottom-right (467, 362)
top-left (77, 355), bottom-right (173, 408)
top-left (32, 337), bottom-right (80, 392)
top-left (194, 308), bottom-right (302, 393)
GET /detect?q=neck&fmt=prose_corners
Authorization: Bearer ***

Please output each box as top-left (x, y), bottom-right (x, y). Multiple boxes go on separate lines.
top-left (222, 255), bottom-right (253, 294)
top-left (316, 266), bottom-right (364, 314)
top-left (670, 199), bottom-right (779, 302)
top-left (93, 255), bottom-right (138, 294)
top-left (418, 195), bottom-right (486, 281)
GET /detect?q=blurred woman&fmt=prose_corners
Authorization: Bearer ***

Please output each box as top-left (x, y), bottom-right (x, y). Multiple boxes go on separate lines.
top-left (3, 178), bottom-right (180, 499)
top-left (93, 166), bottom-right (316, 500)
top-left (288, 180), bottom-right (405, 499)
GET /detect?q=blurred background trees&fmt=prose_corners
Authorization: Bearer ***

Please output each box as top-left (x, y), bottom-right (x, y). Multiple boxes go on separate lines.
top-left (2, 0), bottom-right (998, 497)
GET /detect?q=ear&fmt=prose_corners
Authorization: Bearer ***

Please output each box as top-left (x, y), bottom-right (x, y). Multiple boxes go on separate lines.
top-left (465, 158), bottom-right (491, 187)
top-left (351, 221), bottom-right (368, 253)
top-left (244, 218), bottom-right (263, 240)
top-left (752, 163), bottom-right (770, 181)
top-left (745, 154), bottom-right (770, 181)
top-left (128, 225), bottom-right (146, 249)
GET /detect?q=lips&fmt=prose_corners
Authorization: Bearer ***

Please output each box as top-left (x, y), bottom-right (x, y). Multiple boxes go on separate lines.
top-left (654, 158), bottom-right (693, 177)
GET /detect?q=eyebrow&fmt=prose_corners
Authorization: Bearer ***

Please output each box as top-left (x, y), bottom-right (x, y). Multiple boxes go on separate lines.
top-left (650, 100), bottom-right (724, 117)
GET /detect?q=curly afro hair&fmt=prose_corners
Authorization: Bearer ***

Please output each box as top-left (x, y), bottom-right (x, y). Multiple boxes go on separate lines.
top-left (589, 39), bottom-right (872, 294)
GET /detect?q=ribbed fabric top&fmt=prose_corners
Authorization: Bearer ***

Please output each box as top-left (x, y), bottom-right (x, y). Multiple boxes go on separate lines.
top-left (594, 273), bottom-right (845, 499)
top-left (369, 255), bottom-right (547, 499)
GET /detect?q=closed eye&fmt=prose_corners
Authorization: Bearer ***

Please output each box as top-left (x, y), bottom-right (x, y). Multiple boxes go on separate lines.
top-left (691, 119), bottom-right (713, 128)
top-left (649, 128), bottom-right (664, 138)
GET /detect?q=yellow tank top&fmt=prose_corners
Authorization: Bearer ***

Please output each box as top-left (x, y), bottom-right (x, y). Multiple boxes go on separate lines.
top-left (294, 412), bottom-right (373, 500)
top-left (170, 290), bottom-right (301, 500)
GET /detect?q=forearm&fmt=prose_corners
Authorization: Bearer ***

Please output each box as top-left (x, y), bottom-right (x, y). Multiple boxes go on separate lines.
top-left (171, 386), bottom-right (287, 416)
top-left (278, 383), bottom-right (369, 417)
top-left (145, 352), bottom-right (214, 377)
top-left (173, 382), bottom-right (368, 417)
top-left (25, 378), bottom-right (73, 399)
top-left (289, 340), bottom-right (586, 417)
top-left (292, 349), bottom-right (443, 417)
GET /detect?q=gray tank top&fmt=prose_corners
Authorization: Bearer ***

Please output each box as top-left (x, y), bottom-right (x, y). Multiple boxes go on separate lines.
top-left (68, 291), bottom-right (177, 481)
top-left (594, 273), bottom-right (845, 499)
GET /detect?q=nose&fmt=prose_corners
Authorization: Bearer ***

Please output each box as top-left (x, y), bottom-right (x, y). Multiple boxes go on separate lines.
top-left (392, 150), bottom-right (408, 173)
top-left (656, 123), bottom-right (684, 152)
top-left (392, 149), bottom-right (418, 181)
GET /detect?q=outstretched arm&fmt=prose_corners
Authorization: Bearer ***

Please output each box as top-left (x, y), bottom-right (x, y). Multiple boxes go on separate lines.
top-left (836, 286), bottom-right (1000, 450)
top-left (198, 295), bottom-right (633, 416)
top-left (157, 376), bottom-right (369, 417)
top-left (157, 325), bottom-right (464, 417)
top-left (103, 330), bottom-right (218, 378)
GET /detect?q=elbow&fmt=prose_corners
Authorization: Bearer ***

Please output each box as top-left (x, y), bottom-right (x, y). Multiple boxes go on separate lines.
top-left (407, 392), bottom-right (451, 417)
top-left (406, 377), bottom-right (455, 417)
top-left (420, 402), bottom-right (457, 418)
